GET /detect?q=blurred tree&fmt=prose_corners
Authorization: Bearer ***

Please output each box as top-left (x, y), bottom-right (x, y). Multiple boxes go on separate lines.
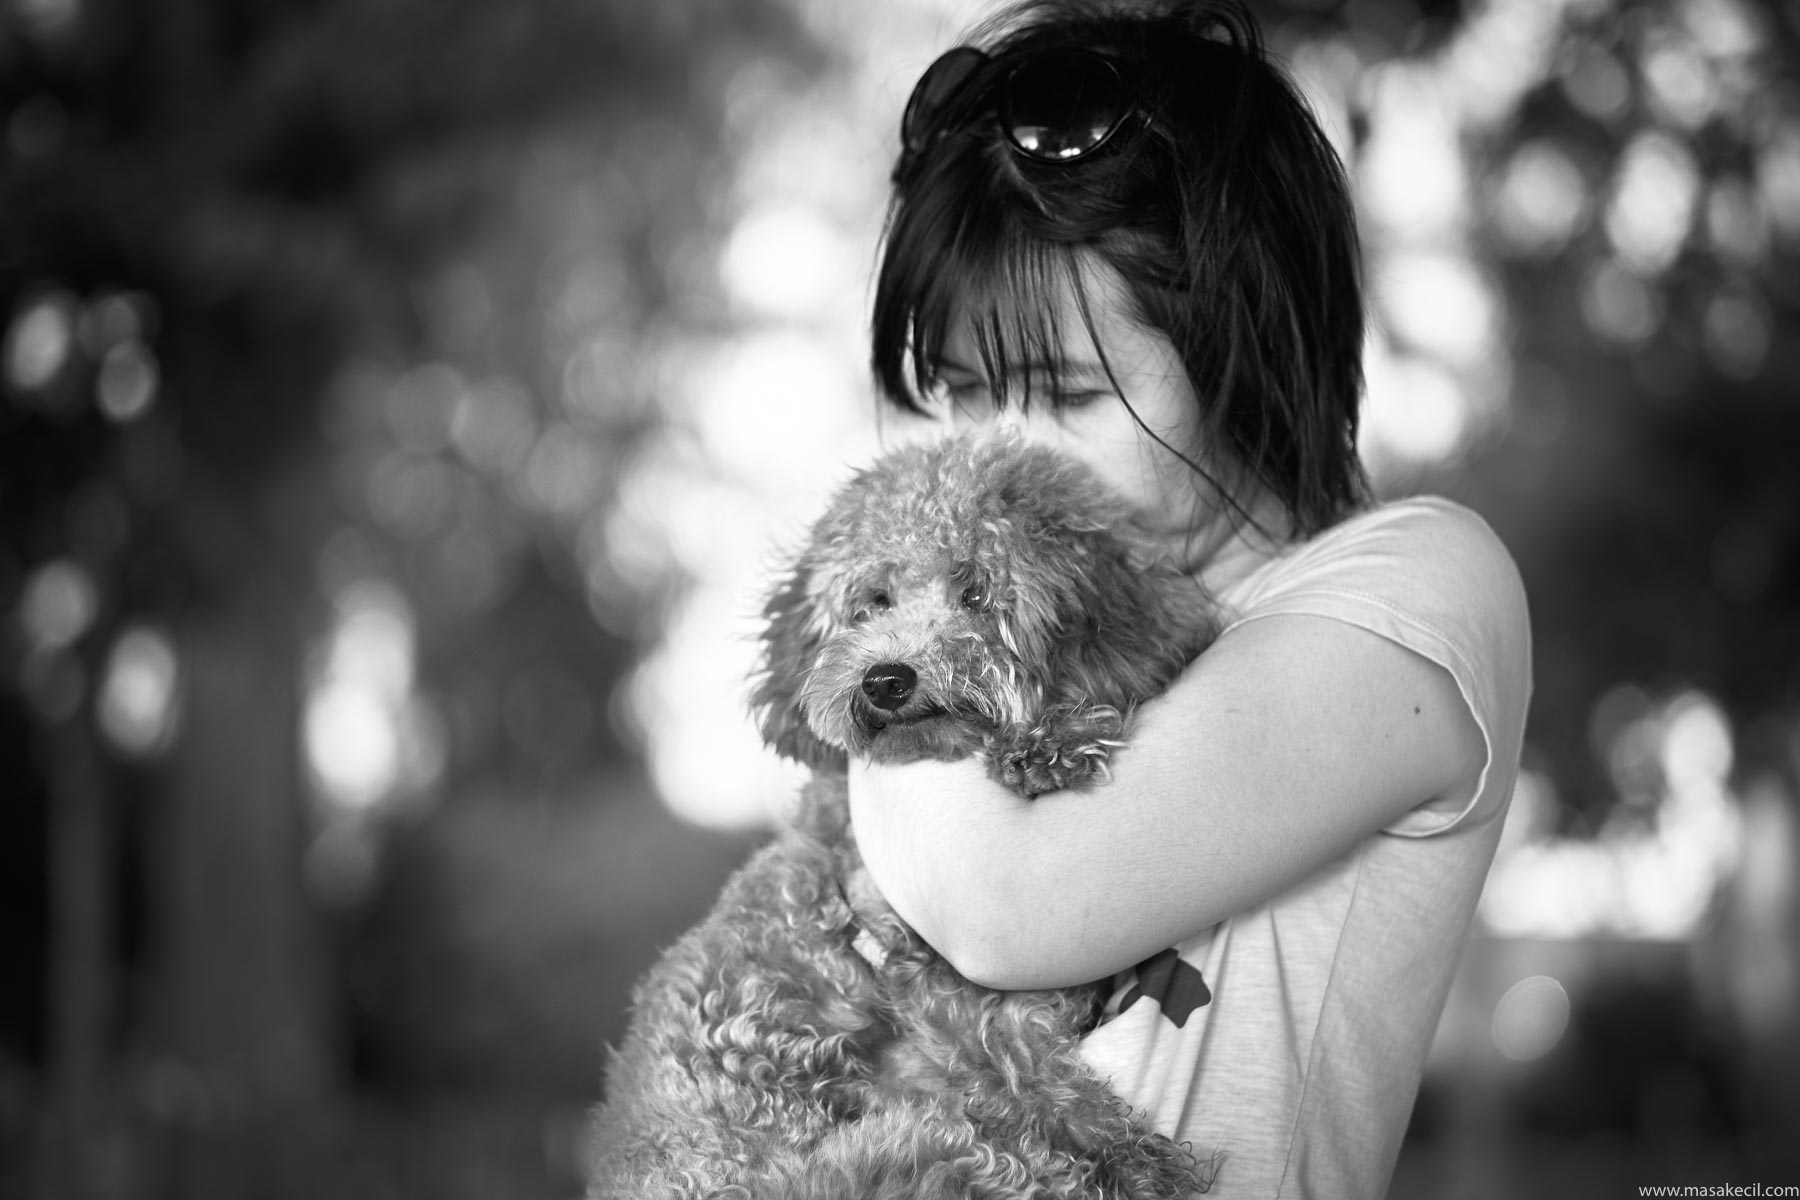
top-left (1453, 2), bottom-right (1800, 1166)
top-left (2, 0), bottom-right (815, 1197)
top-left (1427, 0), bottom-right (1800, 823)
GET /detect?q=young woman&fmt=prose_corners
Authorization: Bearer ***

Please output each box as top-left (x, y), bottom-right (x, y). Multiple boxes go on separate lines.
top-left (848, 1), bottom-right (1533, 1195)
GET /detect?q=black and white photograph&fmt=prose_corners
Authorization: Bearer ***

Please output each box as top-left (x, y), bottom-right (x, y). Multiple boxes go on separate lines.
top-left (2, 0), bottom-right (1797, 1196)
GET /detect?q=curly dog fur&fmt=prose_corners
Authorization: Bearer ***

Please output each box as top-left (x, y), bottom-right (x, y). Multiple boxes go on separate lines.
top-left (589, 432), bottom-right (1220, 1199)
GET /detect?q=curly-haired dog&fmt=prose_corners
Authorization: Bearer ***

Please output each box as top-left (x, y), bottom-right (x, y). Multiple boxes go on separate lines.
top-left (590, 432), bottom-right (1219, 1199)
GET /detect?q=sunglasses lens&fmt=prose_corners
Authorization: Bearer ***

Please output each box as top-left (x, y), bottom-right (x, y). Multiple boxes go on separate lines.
top-left (1003, 51), bottom-right (1129, 160)
top-left (903, 46), bottom-right (989, 153)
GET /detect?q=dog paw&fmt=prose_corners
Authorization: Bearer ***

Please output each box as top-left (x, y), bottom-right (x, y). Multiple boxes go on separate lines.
top-left (987, 706), bottom-right (1126, 797)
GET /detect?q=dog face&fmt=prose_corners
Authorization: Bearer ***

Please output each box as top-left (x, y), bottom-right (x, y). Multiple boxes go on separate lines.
top-left (752, 432), bottom-right (1215, 771)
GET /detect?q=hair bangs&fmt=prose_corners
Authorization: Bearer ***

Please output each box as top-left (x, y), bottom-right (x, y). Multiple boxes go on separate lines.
top-left (874, 142), bottom-right (1100, 416)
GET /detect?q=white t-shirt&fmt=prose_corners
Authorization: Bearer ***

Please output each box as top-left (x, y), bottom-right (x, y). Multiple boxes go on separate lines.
top-left (1077, 497), bottom-right (1533, 1198)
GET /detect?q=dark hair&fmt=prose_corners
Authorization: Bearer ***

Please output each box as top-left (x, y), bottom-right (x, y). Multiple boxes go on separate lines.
top-left (871, 0), bottom-right (1369, 537)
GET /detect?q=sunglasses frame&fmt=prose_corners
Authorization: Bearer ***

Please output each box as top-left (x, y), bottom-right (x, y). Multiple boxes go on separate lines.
top-left (901, 45), bottom-right (1136, 167)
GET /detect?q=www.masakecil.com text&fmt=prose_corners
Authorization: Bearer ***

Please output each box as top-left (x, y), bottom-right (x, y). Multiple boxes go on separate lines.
top-left (1637, 1186), bottom-right (1800, 1197)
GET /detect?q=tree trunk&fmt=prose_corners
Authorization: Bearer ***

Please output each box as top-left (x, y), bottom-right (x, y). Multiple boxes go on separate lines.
top-left (43, 714), bottom-right (113, 1200)
top-left (149, 607), bottom-right (339, 1199)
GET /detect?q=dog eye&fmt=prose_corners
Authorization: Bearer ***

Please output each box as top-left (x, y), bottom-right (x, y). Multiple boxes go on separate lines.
top-left (851, 592), bottom-right (892, 624)
top-left (960, 583), bottom-right (988, 612)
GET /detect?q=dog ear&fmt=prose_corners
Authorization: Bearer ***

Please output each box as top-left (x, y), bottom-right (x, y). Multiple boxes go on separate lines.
top-left (749, 558), bottom-right (848, 772)
top-left (1046, 539), bottom-right (1219, 712)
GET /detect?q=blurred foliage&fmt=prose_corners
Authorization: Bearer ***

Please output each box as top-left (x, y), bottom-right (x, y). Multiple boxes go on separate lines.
top-left (1433, 0), bottom-right (1800, 824)
top-left (1270, 0), bottom-right (1800, 823)
top-left (1461, 14), bottom-right (1800, 831)
top-left (3, 0), bottom-right (813, 1196)
top-left (1, 0), bottom-right (820, 783)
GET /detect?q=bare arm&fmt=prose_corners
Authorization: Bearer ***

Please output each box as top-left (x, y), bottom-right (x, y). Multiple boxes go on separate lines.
top-left (845, 612), bottom-right (1487, 991)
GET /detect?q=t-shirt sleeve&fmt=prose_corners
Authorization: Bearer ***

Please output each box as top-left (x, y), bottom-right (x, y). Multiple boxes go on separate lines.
top-left (1221, 498), bottom-right (1533, 837)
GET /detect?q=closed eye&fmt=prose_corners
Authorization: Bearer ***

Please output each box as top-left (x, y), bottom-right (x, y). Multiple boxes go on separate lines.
top-left (1054, 389), bottom-right (1112, 409)
top-left (926, 370), bottom-right (994, 420)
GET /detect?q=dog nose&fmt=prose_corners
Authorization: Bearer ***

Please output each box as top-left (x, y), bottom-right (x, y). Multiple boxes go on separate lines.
top-left (861, 663), bottom-right (916, 711)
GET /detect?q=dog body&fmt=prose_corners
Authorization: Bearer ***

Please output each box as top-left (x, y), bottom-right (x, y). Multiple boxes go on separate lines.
top-left (590, 433), bottom-right (1217, 1199)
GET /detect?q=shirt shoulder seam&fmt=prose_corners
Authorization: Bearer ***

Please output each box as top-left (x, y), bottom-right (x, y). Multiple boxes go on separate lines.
top-left (1224, 584), bottom-right (1484, 691)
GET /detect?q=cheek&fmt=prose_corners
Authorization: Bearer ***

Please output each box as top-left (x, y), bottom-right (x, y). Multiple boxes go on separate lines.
top-left (1070, 408), bottom-right (1206, 507)
top-left (948, 395), bottom-right (1002, 431)
top-left (1053, 419), bottom-right (1163, 502)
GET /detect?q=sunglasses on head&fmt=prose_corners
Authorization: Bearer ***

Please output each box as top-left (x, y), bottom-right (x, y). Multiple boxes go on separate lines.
top-left (901, 45), bottom-right (1136, 165)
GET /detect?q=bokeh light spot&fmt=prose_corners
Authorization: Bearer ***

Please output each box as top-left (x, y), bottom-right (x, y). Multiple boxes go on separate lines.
top-left (689, 330), bottom-right (854, 495)
top-left (1641, 33), bottom-right (1717, 130)
top-left (1361, 344), bottom-right (1472, 469)
top-left (1358, 66), bottom-right (1467, 237)
top-left (97, 340), bottom-right (159, 422)
top-left (1605, 132), bottom-right (1699, 273)
top-left (1559, 44), bottom-right (1631, 123)
top-left (1492, 975), bottom-right (1571, 1062)
top-left (5, 289), bottom-right (78, 393)
top-left (1580, 260), bottom-right (1661, 345)
top-left (628, 591), bottom-right (807, 830)
top-left (1378, 252), bottom-right (1499, 366)
top-left (1492, 140), bottom-right (1590, 255)
top-left (1754, 126), bottom-right (1800, 244)
top-left (18, 0), bottom-right (82, 43)
top-left (721, 205), bottom-right (848, 320)
top-left (1660, 691), bottom-right (1733, 790)
top-left (20, 559), bottom-right (99, 652)
top-left (451, 377), bottom-right (538, 473)
top-left (303, 581), bottom-right (440, 813)
top-left (1682, 0), bottom-right (1763, 63)
top-left (306, 681), bottom-right (399, 811)
top-left (98, 626), bottom-right (182, 757)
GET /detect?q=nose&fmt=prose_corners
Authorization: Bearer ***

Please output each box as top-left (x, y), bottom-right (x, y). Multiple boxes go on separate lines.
top-left (992, 406), bottom-right (1032, 434)
top-left (988, 405), bottom-right (1065, 446)
top-left (860, 663), bottom-right (917, 711)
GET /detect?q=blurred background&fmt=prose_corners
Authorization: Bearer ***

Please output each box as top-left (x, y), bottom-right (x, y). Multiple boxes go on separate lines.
top-left (2, 0), bottom-right (1797, 1195)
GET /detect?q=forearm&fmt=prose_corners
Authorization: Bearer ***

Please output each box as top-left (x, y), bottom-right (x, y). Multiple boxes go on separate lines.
top-left (847, 697), bottom-right (1282, 990)
top-left (845, 615), bottom-right (1485, 990)
top-left (847, 756), bottom-right (1131, 989)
